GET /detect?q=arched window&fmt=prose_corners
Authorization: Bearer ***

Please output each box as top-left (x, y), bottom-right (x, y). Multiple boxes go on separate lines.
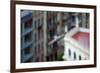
top-left (68, 49), bottom-right (71, 56)
top-left (74, 52), bottom-right (76, 60)
top-left (79, 55), bottom-right (82, 60)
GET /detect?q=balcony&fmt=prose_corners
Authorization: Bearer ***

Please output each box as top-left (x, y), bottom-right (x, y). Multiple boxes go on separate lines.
top-left (22, 53), bottom-right (33, 62)
top-left (22, 28), bottom-right (33, 37)
top-left (21, 10), bottom-right (33, 23)
top-left (22, 41), bottom-right (33, 50)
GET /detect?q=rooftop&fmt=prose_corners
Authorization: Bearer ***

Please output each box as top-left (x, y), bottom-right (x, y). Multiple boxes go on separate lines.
top-left (72, 32), bottom-right (90, 48)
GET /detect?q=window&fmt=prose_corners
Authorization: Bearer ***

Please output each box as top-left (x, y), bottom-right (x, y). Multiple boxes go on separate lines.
top-left (38, 44), bottom-right (41, 53)
top-left (41, 17), bottom-right (43, 26)
top-left (24, 32), bottom-right (32, 43)
top-left (40, 30), bottom-right (43, 39)
top-left (21, 37), bottom-right (23, 49)
top-left (21, 49), bottom-right (24, 62)
top-left (67, 16), bottom-right (76, 31)
top-left (36, 20), bottom-right (38, 29)
top-left (35, 32), bottom-right (38, 42)
top-left (24, 18), bottom-right (32, 30)
top-left (38, 18), bottom-right (40, 26)
top-left (79, 55), bottom-right (82, 60)
top-left (68, 49), bottom-right (71, 56)
top-left (38, 30), bottom-right (40, 40)
top-left (21, 23), bottom-right (23, 33)
top-left (34, 20), bottom-right (37, 29)
top-left (86, 13), bottom-right (90, 28)
top-left (34, 46), bottom-right (37, 55)
top-left (73, 52), bottom-right (76, 60)
top-left (34, 33), bottom-right (37, 42)
top-left (72, 15), bottom-right (75, 22)
top-left (46, 56), bottom-right (49, 61)
top-left (54, 52), bottom-right (57, 60)
top-left (24, 45), bottom-right (32, 55)
top-left (48, 18), bottom-right (51, 26)
top-left (41, 41), bottom-right (44, 51)
top-left (53, 42), bottom-right (58, 48)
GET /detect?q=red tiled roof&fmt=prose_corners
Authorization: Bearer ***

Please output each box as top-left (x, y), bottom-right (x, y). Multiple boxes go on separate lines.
top-left (72, 32), bottom-right (90, 48)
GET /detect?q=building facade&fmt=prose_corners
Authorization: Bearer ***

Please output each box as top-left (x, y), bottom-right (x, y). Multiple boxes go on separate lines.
top-left (21, 10), bottom-right (34, 62)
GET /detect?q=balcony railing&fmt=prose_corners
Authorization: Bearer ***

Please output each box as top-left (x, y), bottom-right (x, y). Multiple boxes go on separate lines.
top-left (22, 41), bottom-right (33, 50)
top-left (21, 28), bottom-right (33, 37)
top-left (22, 53), bottom-right (33, 62)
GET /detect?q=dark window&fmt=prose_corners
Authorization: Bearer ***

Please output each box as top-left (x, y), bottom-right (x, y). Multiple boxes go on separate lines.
top-left (38, 18), bottom-right (40, 26)
top-left (68, 49), bottom-right (71, 56)
top-left (79, 55), bottom-right (82, 60)
top-left (41, 30), bottom-right (43, 39)
top-left (72, 15), bottom-right (75, 22)
top-left (21, 49), bottom-right (24, 62)
top-left (46, 56), bottom-right (49, 61)
top-left (38, 28), bottom-right (43, 40)
top-left (34, 20), bottom-right (37, 29)
top-left (48, 18), bottom-right (51, 25)
top-left (38, 30), bottom-right (40, 40)
top-left (36, 46), bottom-right (38, 55)
top-left (86, 13), bottom-right (89, 28)
top-left (74, 52), bottom-right (76, 60)
top-left (41, 17), bottom-right (43, 26)
top-left (41, 41), bottom-right (44, 51)
top-left (21, 38), bottom-right (23, 48)
top-left (54, 52), bottom-right (57, 60)
top-left (34, 46), bottom-right (36, 55)
top-left (53, 42), bottom-right (58, 48)
top-left (24, 32), bottom-right (32, 43)
top-left (34, 33), bottom-right (37, 42)
top-left (38, 44), bottom-right (40, 53)
top-left (49, 30), bottom-right (55, 39)
top-left (67, 16), bottom-right (75, 31)
top-left (24, 45), bottom-right (32, 55)
top-left (21, 23), bottom-right (23, 33)
top-left (24, 18), bottom-right (32, 30)
top-left (78, 13), bottom-right (83, 27)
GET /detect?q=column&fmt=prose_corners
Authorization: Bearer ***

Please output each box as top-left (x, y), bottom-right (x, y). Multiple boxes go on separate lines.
top-left (43, 11), bottom-right (47, 61)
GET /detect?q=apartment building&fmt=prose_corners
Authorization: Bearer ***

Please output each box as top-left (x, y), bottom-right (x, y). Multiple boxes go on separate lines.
top-left (21, 10), bottom-right (90, 62)
top-left (21, 10), bottom-right (34, 62)
top-left (32, 11), bottom-right (46, 62)
top-left (32, 11), bottom-right (65, 62)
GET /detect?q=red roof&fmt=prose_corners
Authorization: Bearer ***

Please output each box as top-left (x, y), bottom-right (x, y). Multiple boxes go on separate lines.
top-left (72, 32), bottom-right (90, 48)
